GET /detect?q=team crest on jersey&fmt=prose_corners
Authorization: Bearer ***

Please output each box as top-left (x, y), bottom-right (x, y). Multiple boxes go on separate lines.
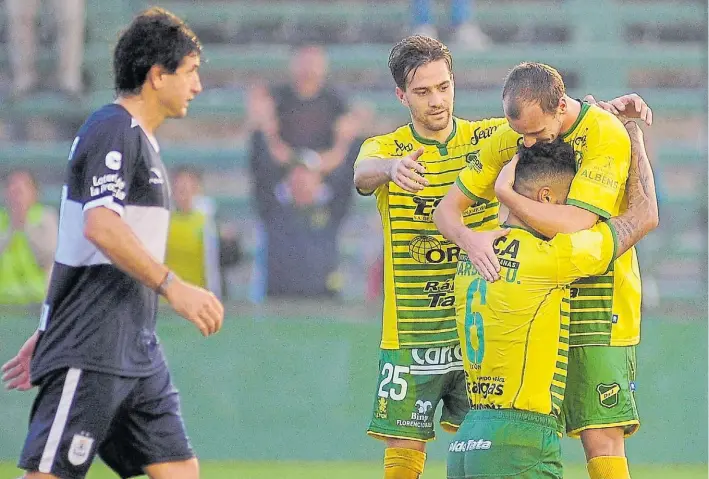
top-left (68, 432), bottom-right (94, 466)
top-left (104, 151), bottom-right (122, 171)
top-left (375, 397), bottom-right (388, 419)
top-left (597, 383), bottom-right (621, 408)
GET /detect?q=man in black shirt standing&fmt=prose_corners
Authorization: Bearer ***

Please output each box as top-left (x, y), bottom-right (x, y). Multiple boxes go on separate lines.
top-left (2, 8), bottom-right (223, 479)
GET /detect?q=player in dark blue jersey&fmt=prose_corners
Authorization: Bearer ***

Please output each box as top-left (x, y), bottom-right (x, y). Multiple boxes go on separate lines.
top-left (2, 7), bottom-right (223, 479)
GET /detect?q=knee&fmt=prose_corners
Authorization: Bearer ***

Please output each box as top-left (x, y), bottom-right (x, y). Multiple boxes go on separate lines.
top-left (386, 438), bottom-right (426, 452)
top-left (580, 427), bottom-right (626, 459)
top-left (145, 457), bottom-right (200, 479)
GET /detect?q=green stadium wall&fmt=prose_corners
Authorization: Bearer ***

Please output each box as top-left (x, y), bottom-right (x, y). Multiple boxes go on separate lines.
top-left (0, 309), bottom-right (706, 464)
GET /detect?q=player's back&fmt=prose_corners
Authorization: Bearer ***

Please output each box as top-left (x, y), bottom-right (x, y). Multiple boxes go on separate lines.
top-left (31, 104), bottom-right (172, 384)
top-left (455, 226), bottom-right (570, 417)
top-left (356, 117), bottom-right (506, 349)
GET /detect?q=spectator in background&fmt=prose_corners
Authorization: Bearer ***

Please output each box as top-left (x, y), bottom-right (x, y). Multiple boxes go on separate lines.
top-left (412, 0), bottom-right (491, 50)
top-left (165, 167), bottom-right (223, 299)
top-left (5, 0), bottom-right (85, 99)
top-left (0, 169), bottom-right (57, 304)
top-left (247, 44), bottom-right (365, 300)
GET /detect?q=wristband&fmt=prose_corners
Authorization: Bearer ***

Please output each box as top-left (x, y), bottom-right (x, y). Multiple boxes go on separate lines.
top-left (156, 271), bottom-right (176, 296)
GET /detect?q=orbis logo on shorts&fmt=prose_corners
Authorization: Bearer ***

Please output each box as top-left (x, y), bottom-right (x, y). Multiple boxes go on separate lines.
top-left (449, 439), bottom-right (492, 452)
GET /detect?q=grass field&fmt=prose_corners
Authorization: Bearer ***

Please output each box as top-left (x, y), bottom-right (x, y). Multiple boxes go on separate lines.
top-left (1, 461), bottom-right (706, 478)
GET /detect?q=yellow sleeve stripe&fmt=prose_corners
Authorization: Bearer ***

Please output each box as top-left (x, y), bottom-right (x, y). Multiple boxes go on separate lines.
top-left (455, 178), bottom-right (490, 205)
top-left (566, 198), bottom-right (611, 219)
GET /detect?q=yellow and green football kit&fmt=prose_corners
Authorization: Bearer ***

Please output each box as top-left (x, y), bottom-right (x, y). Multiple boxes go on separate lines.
top-left (448, 222), bottom-right (618, 479)
top-left (456, 103), bottom-right (640, 437)
top-left (356, 117), bottom-right (507, 441)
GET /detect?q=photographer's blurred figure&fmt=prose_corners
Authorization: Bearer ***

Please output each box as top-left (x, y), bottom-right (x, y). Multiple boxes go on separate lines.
top-left (165, 167), bottom-right (223, 299)
top-left (0, 169), bottom-right (57, 304)
top-left (246, 44), bottom-right (365, 300)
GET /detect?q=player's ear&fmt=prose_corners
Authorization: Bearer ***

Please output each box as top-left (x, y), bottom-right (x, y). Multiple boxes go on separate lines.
top-left (395, 87), bottom-right (408, 107)
top-left (538, 186), bottom-right (553, 204)
top-left (558, 96), bottom-right (567, 115)
top-left (147, 65), bottom-right (167, 90)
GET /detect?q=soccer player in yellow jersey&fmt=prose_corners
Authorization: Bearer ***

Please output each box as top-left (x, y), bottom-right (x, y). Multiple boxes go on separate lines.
top-left (355, 38), bottom-right (651, 479)
top-left (447, 125), bottom-right (658, 479)
top-left (435, 63), bottom-right (653, 479)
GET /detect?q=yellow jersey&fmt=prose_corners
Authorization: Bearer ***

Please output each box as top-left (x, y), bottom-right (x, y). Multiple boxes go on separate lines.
top-left (165, 210), bottom-right (221, 296)
top-left (356, 117), bottom-right (507, 349)
top-left (455, 222), bottom-right (618, 416)
top-left (456, 103), bottom-right (640, 347)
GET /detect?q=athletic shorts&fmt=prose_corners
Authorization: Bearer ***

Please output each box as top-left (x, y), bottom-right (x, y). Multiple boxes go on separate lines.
top-left (447, 409), bottom-right (563, 479)
top-left (562, 345), bottom-right (640, 437)
top-left (367, 346), bottom-right (469, 442)
top-left (18, 366), bottom-right (194, 479)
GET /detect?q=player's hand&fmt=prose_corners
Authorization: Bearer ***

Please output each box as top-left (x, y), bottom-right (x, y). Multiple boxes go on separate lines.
top-left (389, 147), bottom-right (429, 192)
top-left (584, 93), bottom-right (653, 126)
top-left (494, 154), bottom-right (519, 198)
top-left (2, 331), bottom-right (39, 391)
top-left (459, 229), bottom-right (510, 282)
top-left (164, 278), bottom-right (224, 337)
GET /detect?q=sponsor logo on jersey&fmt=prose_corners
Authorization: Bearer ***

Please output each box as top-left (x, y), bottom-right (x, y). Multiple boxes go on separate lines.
top-left (471, 125), bottom-right (499, 146)
top-left (90, 174), bottom-right (126, 201)
top-left (149, 167), bottom-right (165, 185)
top-left (597, 383), bottom-right (621, 408)
top-left (394, 139), bottom-right (414, 157)
top-left (408, 235), bottom-right (461, 264)
top-left (469, 376), bottom-right (506, 400)
top-left (449, 439), bottom-right (492, 452)
top-left (466, 150), bottom-right (483, 172)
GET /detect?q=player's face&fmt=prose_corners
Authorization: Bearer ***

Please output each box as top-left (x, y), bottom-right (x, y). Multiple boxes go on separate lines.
top-left (173, 172), bottom-right (201, 212)
top-left (397, 59), bottom-right (454, 134)
top-left (505, 100), bottom-right (564, 147)
top-left (159, 53), bottom-right (203, 118)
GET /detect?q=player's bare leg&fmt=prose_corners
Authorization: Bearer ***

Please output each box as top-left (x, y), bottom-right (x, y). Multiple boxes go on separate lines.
top-left (384, 438), bottom-right (426, 479)
top-left (581, 427), bottom-right (631, 479)
top-left (24, 472), bottom-right (59, 479)
top-left (144, 457), bottom-right (200, 479)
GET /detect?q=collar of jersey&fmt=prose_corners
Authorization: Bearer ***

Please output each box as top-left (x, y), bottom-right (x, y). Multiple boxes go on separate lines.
top-left (502, 222), bottom-right (549, 241)
top-left (561, 101), bottom-right (590, 140)
top-left (409, 117), bottom-right (457, 154)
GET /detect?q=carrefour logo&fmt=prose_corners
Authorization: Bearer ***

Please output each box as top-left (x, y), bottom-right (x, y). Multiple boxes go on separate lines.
top-left (408, 235), bottom-right (461, 264)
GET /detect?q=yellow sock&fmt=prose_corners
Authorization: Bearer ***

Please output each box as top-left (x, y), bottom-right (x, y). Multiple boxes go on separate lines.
top-left (384, 447), bottom-right (426, 479)
top-left (587, 456), bottom-right (631, 479)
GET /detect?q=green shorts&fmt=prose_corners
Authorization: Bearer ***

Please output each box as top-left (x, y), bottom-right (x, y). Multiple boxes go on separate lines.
top-left (447, 409), bottom-right (563, 479)
top-left (562, 345), bottom-right (640, 437)
top-left (368, 346), bottom-right (469, 442)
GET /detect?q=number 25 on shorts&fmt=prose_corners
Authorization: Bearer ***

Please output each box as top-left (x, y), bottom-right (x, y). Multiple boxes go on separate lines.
top-left (378, 364), bottom-right (409, 400)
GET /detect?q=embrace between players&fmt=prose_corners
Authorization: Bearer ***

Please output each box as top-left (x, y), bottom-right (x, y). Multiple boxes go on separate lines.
top-left (1, 7), bottom-right (656, 479)
top-left (354, 37), bottom-right (657, 479)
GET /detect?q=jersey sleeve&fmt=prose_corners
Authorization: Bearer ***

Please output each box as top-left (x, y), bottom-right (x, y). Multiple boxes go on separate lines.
top-left (566, 119), bottom-right (631, 219)
top-left (553, 221), bottom-right (618, 285)
top-left (75, 119), bottom-right (139, 217)
top-left (354, 136), bottom-right (392, 196)
top-left (456, 124), bottom-right (519, 205)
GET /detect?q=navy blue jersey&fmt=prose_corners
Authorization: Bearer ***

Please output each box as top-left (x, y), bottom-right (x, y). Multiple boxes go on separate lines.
top-left (31, 104), bottom-right (171, 382)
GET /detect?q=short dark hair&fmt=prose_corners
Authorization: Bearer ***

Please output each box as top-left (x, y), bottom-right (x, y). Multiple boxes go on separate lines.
top-left (173, 165), bottom-right (203, 183)
top-left (502, 62), bottom-right (565, 120)
top-left (388, 35), bottom-right (453, 90)
top-left (513, 138), bottom-right (576, 196)
top-left (5, 168), bottom-right (38, 190)
top-left (113, 7), bottom-right (202, 95)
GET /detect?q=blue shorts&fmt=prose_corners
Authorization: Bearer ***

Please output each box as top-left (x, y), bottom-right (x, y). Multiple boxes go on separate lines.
top-left (18, 366), bottom-right (194, 479)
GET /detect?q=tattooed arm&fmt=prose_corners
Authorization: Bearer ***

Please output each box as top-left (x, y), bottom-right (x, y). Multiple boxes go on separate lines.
top-left (609, 121), bottom-right (659, 258)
